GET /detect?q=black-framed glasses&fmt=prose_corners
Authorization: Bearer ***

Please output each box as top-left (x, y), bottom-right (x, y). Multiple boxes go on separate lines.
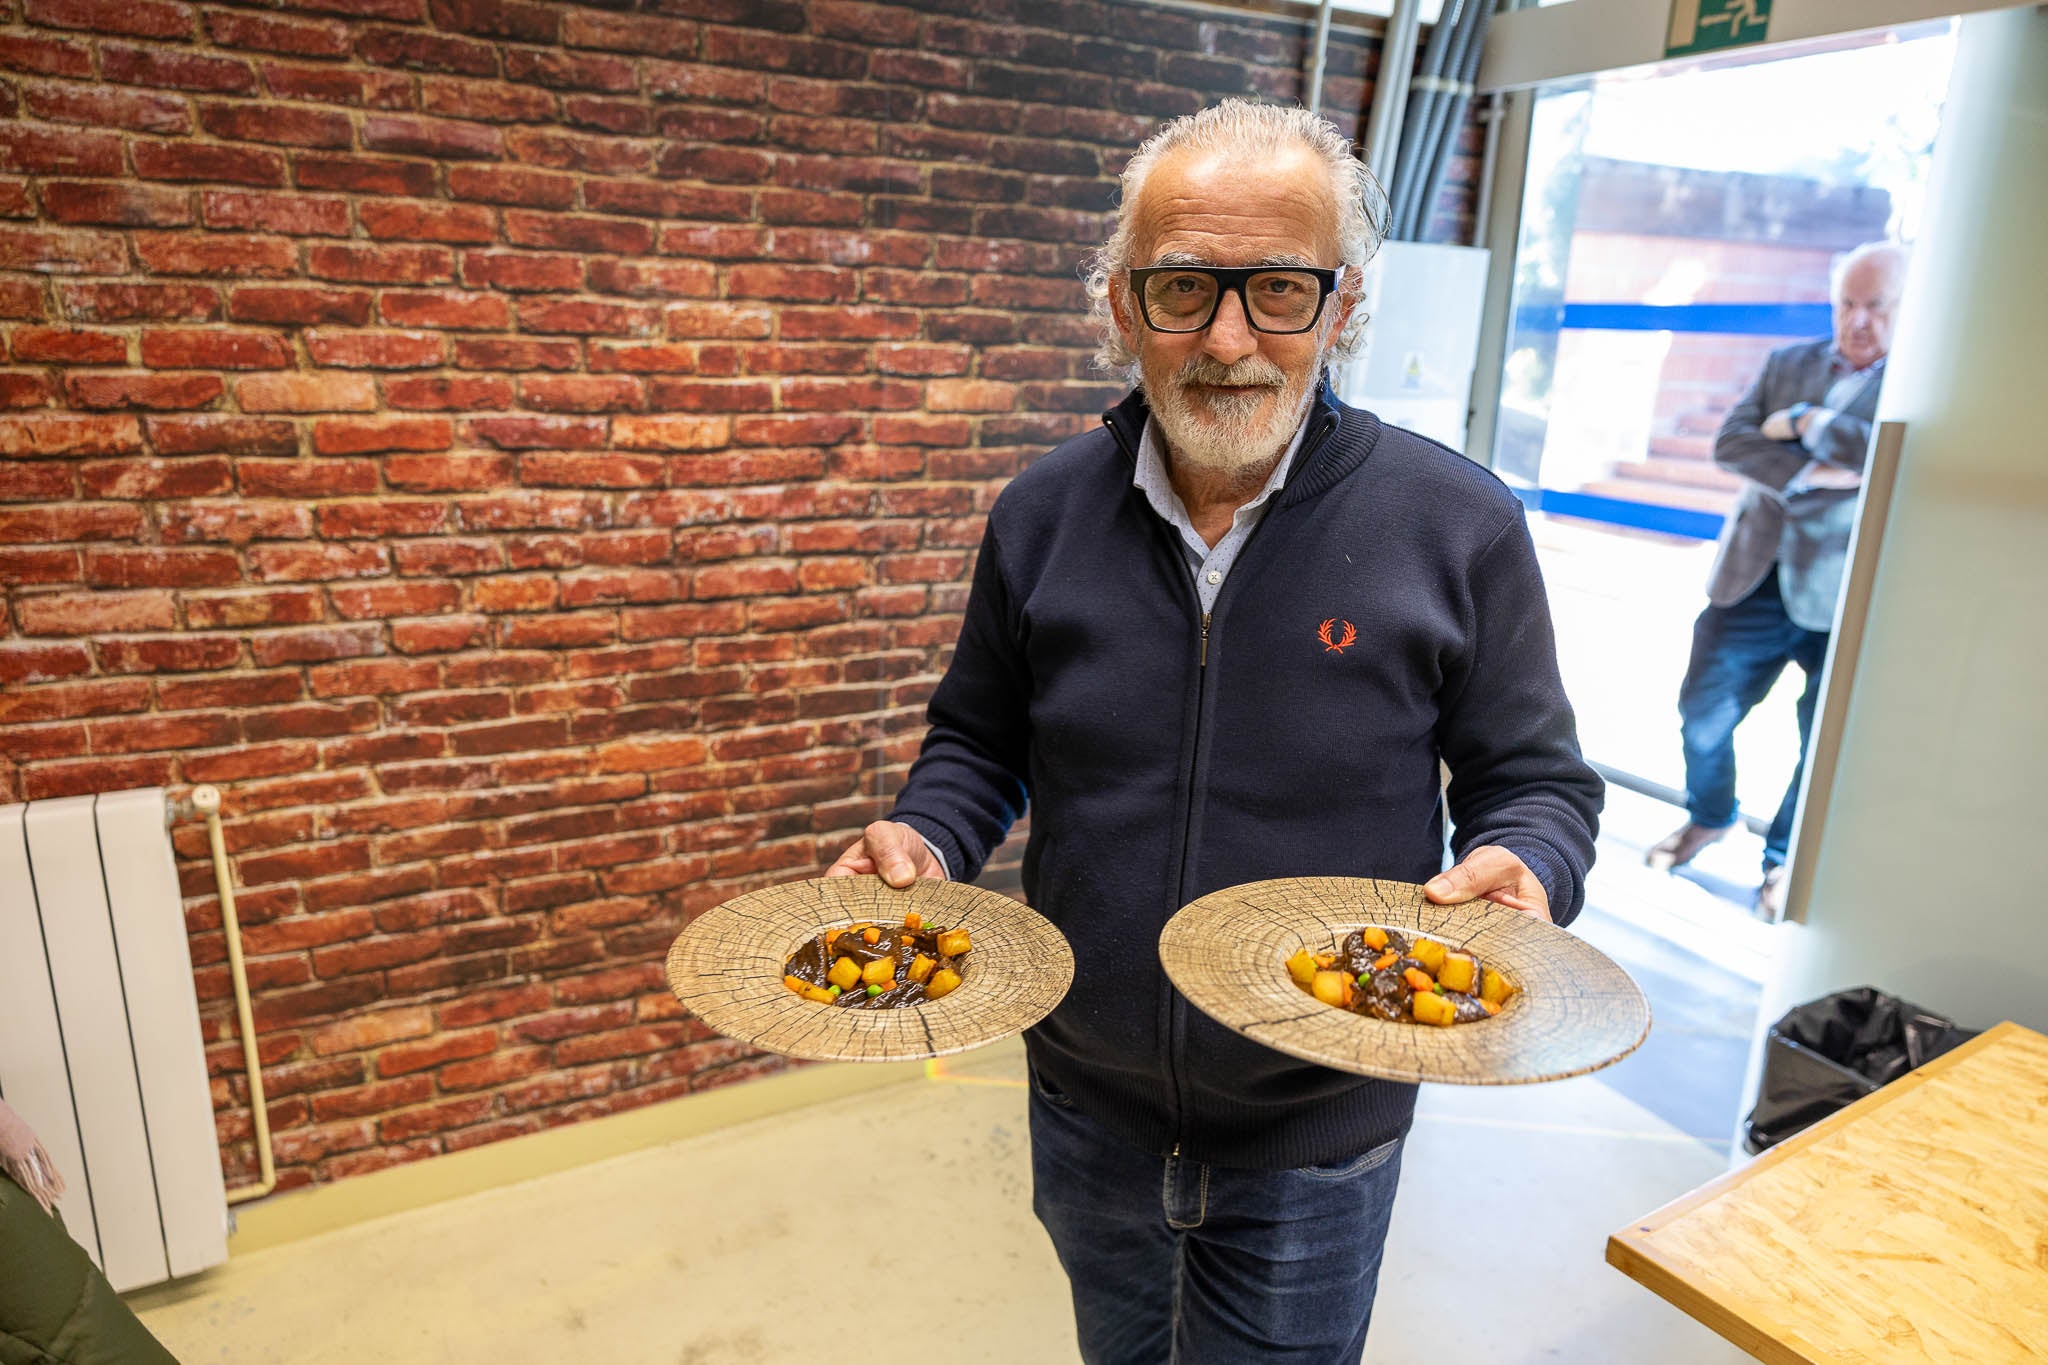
top-left (1128, 265), bottom-right (1341, 335)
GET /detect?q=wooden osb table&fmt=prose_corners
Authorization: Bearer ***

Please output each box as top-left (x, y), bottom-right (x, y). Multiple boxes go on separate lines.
top-left (1608, 1020), bottom-right (2048, 1364)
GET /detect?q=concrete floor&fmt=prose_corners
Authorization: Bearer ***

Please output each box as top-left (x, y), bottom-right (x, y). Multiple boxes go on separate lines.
top-left (132, 1036), bottom-right (1753, 1365)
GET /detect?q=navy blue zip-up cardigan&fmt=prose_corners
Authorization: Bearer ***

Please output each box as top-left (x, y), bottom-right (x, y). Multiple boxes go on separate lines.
top-left (892, 382), bottom-right (1604, 1169)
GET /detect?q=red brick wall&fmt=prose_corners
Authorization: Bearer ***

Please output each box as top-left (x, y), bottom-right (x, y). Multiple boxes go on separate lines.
top-left (0, 0), bottom-right (1472, 1192)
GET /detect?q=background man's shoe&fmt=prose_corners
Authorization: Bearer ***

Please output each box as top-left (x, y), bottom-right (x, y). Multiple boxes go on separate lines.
top-left (1754, 865), bottom-right (1789, 920)
top-left (1645, 821), bottom-right (1734, 871)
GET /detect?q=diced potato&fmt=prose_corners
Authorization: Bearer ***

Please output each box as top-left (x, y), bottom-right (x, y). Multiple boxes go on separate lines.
top-left (1312, 970), bottom-right (1349, 1008)
top-left (1480, 998), bottom-right (1501, 1016)
top-left (935, 929), bottom-right (971, 957)
top-left (1362, 926), bottom-right (1390, 951)
top-left (1479, 967), bottom-right (1515, 1006)
top-left (1438, 951), bottom-right (1479, 995)
top-left (1402, 966), bottom-right (1435, 995)
top-left (1286, 949), bottom-right (1318, 987)
top-left (1410, 939), bottom-right (1447, 975)
top-left (907, 953), bottom-right (936, 984)
top-left (1314, 952), bottom-right (1336, 969)
top-left (926, 968), bottom-right (962, 999)
top-left (800, 985), bottom-right (836, 1005)
top-left (1411, 991), bottom-right (1456, 1027)
top-left (861, 958), bottom-right (896, 987)
top-left (827, 957), bottom-right (862, 991)
top-left (825, 928), bottom-right (844, 949)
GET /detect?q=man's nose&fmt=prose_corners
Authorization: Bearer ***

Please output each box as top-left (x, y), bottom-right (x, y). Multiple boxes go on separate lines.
top-left (1202, 288), bottom-right (1259, 364)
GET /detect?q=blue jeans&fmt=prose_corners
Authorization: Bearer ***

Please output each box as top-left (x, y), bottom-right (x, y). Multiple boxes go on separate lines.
top-left (1678, 568), bottom-right (1830, 869)
top-left (1028, 1068), bottom-right (1406, 1365)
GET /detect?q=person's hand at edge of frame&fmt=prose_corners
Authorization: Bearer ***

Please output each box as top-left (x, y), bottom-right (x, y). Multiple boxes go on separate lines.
top-left (1424, 845), bottom-right (1551, 922)
top-left (825, 820), bottom-right (945, 888)
top-left (1800, 463), bottom-right (1863, 490)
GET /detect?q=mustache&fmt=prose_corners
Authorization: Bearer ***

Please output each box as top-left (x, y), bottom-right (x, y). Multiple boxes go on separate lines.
top-left (1172, 355), bottom-right (1288, 391)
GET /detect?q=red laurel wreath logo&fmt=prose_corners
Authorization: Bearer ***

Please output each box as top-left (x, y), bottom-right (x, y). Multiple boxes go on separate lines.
top-left (1317, 618), bottom-right (1357, 654)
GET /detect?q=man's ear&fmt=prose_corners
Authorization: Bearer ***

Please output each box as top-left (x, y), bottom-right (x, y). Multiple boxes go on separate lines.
top-left (1109, 274), bottom-right (1141, 351)
top-left (1328, 263), bottom-right (1363, 338)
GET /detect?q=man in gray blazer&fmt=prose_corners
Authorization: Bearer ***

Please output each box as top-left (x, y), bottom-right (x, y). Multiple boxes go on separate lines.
top-left (1648, 243), bottom-right (1907, 916)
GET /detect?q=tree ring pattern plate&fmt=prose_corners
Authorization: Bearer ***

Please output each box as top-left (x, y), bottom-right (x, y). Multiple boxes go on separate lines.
top-left (666, 876), bottom-right (1075, 1062)
top-left (1158, 877), bottom-right (1650, 1085)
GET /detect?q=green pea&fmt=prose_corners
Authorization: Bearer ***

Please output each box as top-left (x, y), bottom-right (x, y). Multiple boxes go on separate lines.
top-left (826, 985), bottom-right (841, 997)
top-left (1356, 974), bottom-right (1370, 987)
top-left (1433, 983), bottom-right (1446, 994)
top-left (866, 984), bottom-right (882, 997)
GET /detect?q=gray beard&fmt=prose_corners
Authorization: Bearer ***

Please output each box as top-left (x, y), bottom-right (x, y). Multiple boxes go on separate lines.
top-left (1149, 360), bottom-right (1319, 487)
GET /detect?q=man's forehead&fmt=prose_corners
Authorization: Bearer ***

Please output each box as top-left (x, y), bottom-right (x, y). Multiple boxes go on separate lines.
top-left (1128, 145), bottom-right (1340, 266)
top-left (1836, 256), bottom-right (1903, 299)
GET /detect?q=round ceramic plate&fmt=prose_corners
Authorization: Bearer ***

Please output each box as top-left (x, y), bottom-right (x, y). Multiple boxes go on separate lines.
top-left (1158, 876), bottom-right (1650, 1085)
top-left (665, 875), bottom-right (1075, 1062)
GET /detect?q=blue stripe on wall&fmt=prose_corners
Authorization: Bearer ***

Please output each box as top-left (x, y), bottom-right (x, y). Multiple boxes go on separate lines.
top-left (1512, 486), bottom-right (1726, 541)
top-left (1514, 302), bottom-right (1833, 337)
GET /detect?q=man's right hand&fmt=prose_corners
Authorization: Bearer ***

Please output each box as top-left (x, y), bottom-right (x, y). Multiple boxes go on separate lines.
top-left (825, 820), bottom-right (944, 888)
top-left (1800, 463), bottom-right (1863, 490)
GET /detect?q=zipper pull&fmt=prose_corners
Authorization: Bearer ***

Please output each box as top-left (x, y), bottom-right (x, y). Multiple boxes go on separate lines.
top-left (1200, 612), bottom-right (1210, 668)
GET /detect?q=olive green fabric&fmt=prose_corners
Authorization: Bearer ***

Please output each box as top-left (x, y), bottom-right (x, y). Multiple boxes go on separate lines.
top-left (0, 1174), bottom-right (180, 1365)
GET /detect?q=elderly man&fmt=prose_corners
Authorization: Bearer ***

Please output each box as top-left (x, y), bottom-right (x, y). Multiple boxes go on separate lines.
top-left (828, 100), bottom-right (1601, 1363)
top-left (1648, 243), bottom-right (1907, 917)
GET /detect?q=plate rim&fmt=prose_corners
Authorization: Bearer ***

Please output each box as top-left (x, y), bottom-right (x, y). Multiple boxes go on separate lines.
top-left (1158, 876), bottom-right (1651, 1086)
top-left (666, 875), bottom-right (1075, 1062)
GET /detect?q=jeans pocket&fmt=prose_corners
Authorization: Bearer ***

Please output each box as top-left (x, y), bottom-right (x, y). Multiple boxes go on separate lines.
top-left (1028, 1063), bottom-right (1075, 1109)
top-left (1295, 1134), bottom-right (1402, 1180)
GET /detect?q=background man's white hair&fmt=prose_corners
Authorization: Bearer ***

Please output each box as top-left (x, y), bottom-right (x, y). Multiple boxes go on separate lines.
top-left (1831, 241), bottom-right (1909, 298)
top-left (1084, 99), bottom-right (1390, 380)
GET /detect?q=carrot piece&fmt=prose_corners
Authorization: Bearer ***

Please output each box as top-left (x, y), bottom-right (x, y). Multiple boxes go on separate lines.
top-left (1402, 967), bottom-right (1435, 994)
top-left (1372, 951), bottom-right (1398, 971)
top-left (903, 910), bottom-right (923, 930)
top-left (862, 927), bottom-right (881, 945)
top-left (783, 974), bottom-right (807, 995)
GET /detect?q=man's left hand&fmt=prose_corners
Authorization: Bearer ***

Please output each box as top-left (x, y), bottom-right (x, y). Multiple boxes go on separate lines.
top-left (1424, 845), bottom-right (1551, 922)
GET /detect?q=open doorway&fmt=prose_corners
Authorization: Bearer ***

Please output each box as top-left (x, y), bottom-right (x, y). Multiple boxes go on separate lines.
top-left (1487, 24), bottom-right (1958, 1149)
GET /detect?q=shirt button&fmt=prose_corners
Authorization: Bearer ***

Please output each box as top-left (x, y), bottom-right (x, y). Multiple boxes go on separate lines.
top-left (1206, 570), bottom-right (1221, 584)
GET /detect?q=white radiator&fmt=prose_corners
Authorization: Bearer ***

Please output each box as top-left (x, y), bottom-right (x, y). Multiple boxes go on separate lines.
top-left (0, 788), bottom-right (228, 1291)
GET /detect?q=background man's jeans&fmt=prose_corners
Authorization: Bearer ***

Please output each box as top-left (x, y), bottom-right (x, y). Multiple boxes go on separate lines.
top-left (1678, 568), bottom-right (1830, 869)
top-left (1028, 1067), bottom-right (1405, 1365)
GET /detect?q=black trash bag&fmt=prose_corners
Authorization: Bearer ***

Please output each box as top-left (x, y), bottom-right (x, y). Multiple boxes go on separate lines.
top-left (1742, 987), bottom-right (1977, 1154)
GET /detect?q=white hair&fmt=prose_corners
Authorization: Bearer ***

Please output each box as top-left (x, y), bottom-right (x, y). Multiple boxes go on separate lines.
top-left (1831, 241), bottom-right (1908, 300)
top-left (1083, 99), bottom-right (1389, 381)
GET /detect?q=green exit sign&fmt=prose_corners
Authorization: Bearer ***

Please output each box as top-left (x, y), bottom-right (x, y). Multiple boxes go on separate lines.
top-left (1666, 0), bottom-right (1774, 58)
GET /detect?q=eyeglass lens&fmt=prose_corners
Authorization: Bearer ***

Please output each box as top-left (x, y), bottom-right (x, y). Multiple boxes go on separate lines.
top-left (1141, 269), bottom-right (1325, 333)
